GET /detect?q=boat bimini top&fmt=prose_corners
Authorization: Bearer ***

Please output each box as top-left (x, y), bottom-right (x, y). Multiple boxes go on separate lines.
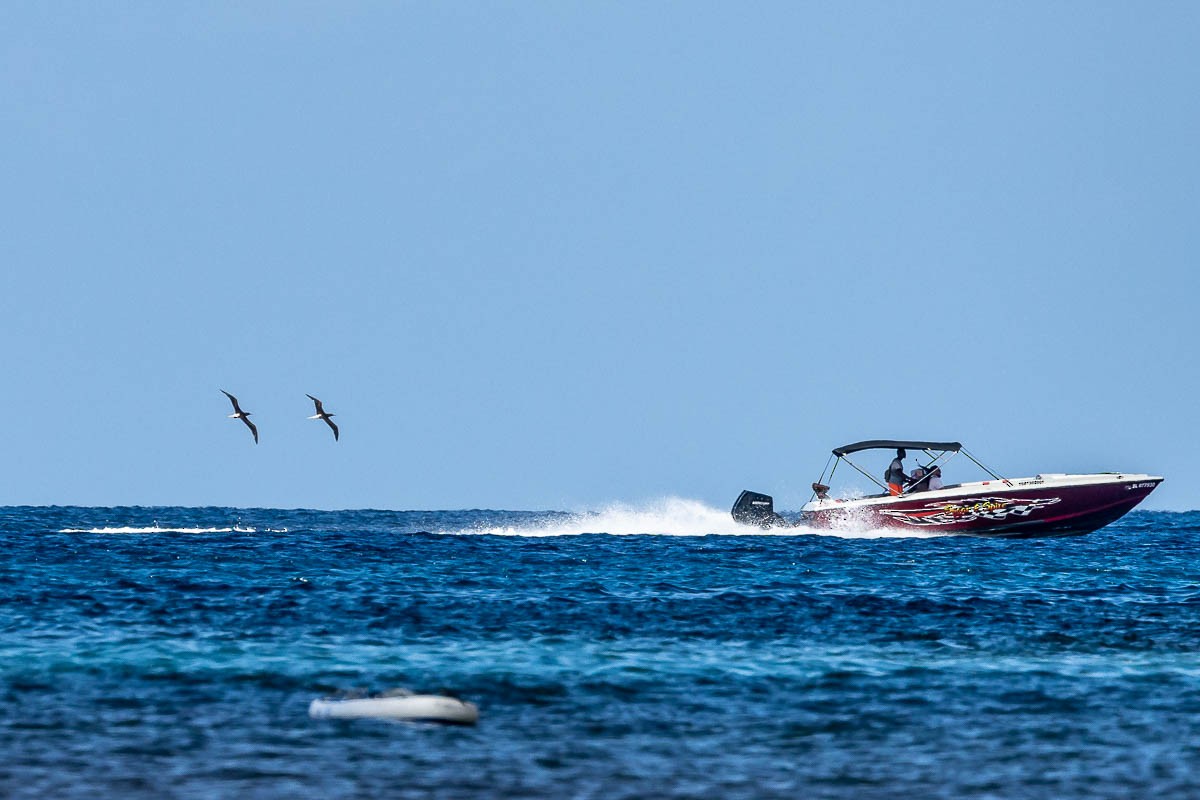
top-left (814, 440), bottom-right (1009, 501)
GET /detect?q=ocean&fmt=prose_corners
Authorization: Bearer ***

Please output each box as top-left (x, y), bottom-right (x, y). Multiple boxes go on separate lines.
top-left (2, 503), bottom-right (1197, 799)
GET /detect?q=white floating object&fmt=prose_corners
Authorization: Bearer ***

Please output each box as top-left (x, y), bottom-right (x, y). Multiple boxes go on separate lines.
top-left (309, 693), bottom-right (479, 725)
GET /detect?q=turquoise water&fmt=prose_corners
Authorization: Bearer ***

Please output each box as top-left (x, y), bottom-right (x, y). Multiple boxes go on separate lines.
top-left (2, 505), bottom-right (1198, 798)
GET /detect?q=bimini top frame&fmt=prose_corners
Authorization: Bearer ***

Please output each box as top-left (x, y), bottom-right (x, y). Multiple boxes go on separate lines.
top-left (813, 440), bottom-right (1008, 500)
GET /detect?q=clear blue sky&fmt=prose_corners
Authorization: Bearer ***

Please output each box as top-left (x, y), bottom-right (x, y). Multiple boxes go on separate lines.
top-left (2, 3), bottom-right (1196, 511)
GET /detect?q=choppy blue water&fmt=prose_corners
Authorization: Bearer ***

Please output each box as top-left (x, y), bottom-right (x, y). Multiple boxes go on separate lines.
top-left (2, 504), bottom-right (1199, 799)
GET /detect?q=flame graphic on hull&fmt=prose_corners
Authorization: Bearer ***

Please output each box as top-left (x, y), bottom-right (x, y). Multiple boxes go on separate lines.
top-left (879, 496), bottom-right (1062, 527)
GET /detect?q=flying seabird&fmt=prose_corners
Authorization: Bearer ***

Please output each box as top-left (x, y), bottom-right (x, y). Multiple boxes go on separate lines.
top-left (221, 390), bottom-right (258, 444)
top-left (306, 394), bottom-right (339, 441)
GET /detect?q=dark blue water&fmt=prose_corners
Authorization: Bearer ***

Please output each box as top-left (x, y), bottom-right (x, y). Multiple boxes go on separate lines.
top-left (2, 505), bottom-right (1199, 799)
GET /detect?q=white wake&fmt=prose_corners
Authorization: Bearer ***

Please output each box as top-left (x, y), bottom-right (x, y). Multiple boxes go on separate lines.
top-left (455, 497), bottom-right (943, 539)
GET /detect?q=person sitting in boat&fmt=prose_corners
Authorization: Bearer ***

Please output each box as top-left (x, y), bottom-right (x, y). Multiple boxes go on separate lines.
top-left (909, 466), bottom-right (927, 492)
top-left (926, 466), bottom-right (944, 490)
top-left (885, 448), bottom-right (912, 496)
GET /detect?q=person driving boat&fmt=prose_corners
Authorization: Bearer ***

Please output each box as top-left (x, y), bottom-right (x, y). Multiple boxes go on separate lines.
top-left (885, 449), bottom-right (912, 496)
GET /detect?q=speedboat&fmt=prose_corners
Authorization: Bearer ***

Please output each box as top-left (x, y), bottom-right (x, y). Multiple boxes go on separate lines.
top-left (731, 439), bottom-right (1162, 538)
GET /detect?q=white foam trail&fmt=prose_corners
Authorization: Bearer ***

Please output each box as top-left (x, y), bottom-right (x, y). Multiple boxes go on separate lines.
top-left (58, 526), bottom-right (288, 534)
top-left (454, 497), bottom-right (945, 539)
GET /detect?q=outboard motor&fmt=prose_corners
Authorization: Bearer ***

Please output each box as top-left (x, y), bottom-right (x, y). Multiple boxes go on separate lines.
top-left (731, 490), bottom-right (790, 528)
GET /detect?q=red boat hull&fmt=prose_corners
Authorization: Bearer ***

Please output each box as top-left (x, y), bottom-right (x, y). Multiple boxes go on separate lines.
top-left (802, 478), bottom-right (1162, 538)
